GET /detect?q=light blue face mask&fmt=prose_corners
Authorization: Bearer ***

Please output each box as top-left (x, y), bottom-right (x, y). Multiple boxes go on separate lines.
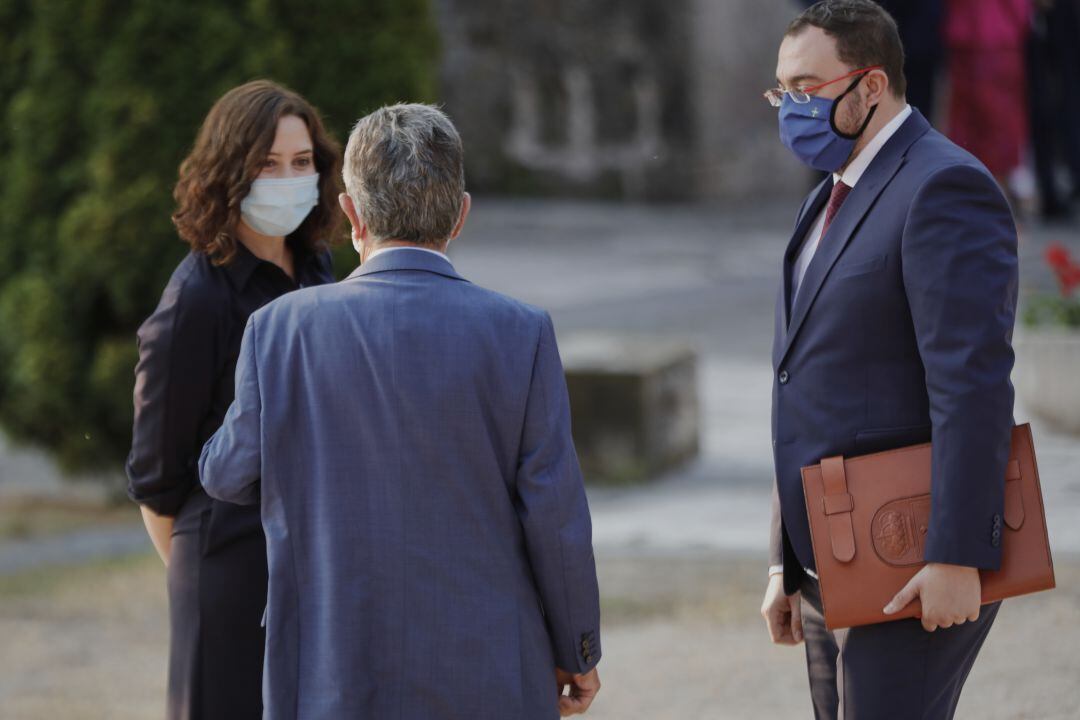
top-left (778, 75), bottom-right (877, 173)
top-left (240, 173), bottom-right (320, 237)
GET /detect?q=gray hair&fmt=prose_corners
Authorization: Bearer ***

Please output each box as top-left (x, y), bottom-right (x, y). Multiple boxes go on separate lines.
top-left (343, 103), bottom-right (465, 246)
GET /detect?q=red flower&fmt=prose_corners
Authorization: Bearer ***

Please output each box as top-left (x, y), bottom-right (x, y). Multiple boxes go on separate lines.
top-left (1046, 243), bottom-right (1072, 269)
top-left (1046, 243), bottom-right (1080, 297)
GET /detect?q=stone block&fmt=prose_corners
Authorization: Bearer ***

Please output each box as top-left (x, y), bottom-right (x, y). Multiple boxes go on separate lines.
top-left (560, 334), bottom-right (699, 484)
top-left (1014, 330), bottom-right (1080, 435)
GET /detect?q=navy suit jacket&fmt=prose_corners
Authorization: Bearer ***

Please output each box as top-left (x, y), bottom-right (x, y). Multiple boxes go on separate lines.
top-left (769, 109), bottom-right (1019, 593)
top-left (199, 249), bottom-right (601, 719)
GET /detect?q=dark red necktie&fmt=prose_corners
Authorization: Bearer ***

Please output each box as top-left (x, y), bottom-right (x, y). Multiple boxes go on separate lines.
top-left (821, 180), bottom-right (852, 237)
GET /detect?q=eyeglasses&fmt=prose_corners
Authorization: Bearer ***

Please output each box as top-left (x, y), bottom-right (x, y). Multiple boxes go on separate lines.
top-left (763, 65), bottom-right (883, 107)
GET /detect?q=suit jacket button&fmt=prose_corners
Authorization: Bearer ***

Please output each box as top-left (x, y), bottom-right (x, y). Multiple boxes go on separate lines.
top-left (779, 370), bottom-right (790, 385)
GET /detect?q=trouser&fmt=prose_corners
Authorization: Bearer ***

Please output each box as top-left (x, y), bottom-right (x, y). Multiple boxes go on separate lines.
top-left (799, 574), bottom-right (1000, 720)
top-left (167, 491), bottom-right (267, 720)
top-left (1028, 1), bottom-right (1080, 213)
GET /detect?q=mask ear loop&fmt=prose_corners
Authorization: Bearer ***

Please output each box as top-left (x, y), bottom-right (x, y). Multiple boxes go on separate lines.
top-left (829, 73), bottom-right (878, 140)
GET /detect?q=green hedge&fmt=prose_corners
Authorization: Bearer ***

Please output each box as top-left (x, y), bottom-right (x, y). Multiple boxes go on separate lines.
top-left (0, 0), bottom-right (439, 471)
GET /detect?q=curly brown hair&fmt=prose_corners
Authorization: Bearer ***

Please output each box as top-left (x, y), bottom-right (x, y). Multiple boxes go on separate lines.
top-left (172, 80), bottom-right (343, 265)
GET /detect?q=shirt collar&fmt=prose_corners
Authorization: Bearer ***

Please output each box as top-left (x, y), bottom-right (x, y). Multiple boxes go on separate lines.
top-left (366, 245), bottom-right (450, 262)
top-left (345, 244), bottom-right (464, 283)
top-left (834, 104), bottom-right (912, 188)
top-left (224, 236), bottom-right (319, 290)
top-left (224, 240), bottom-right (262, 289)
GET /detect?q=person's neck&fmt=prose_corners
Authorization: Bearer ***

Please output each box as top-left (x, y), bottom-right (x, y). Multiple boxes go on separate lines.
top-left (236, 222), bottom-right (294, 278)
top-left (840, 97), bottom-right (905, 174)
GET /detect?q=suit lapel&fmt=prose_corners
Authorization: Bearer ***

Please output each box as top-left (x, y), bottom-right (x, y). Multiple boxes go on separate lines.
top-left (782, 178), bottom-right (833, 330)
top-left (778, 109), bottom-right (931, 368)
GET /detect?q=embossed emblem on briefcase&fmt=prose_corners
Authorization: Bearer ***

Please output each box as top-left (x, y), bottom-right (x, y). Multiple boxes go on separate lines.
top-left (871, 496), bottom-right (931, 566)
top-left (875, 510), bottom-right (909, 559)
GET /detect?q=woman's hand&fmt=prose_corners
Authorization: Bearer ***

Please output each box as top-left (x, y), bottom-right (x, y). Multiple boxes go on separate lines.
top-left (140, 505), bottom-right (174, 567)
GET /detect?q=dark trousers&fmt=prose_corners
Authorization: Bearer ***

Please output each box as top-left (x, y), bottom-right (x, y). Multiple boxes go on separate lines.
top-left (799, 575), bottom-right (1000, 720)
top-left (166, 491), bottom-right (267, 720)
top-left (1028, 0), bottom-right (1080, 214)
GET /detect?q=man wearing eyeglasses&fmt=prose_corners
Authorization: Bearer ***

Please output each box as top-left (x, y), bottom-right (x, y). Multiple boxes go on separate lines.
top-left (760, 1), bottom-right (1018, 718)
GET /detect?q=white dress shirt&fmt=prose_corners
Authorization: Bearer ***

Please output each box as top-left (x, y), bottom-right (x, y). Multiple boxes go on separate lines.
top-left (790, 104), bottom-right (912, 303)
top-left (771, 104), bottom-right (912, 580)
top-left (367, 245), bottom-right (451, 262)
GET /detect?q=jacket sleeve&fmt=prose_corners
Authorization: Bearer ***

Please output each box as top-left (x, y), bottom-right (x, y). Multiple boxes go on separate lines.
top-left (125, 278), bottom-right (220, 516)
top-left (514, 312), bottom-right (602, 674)
top-left (901, 163), bottom-right (1018, 570)
top-left (199, 315), bottom-right (263, 506)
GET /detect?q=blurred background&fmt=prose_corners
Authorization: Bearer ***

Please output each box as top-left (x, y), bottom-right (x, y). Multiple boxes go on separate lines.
top-left (1, 0), bottom-right (1079, 718)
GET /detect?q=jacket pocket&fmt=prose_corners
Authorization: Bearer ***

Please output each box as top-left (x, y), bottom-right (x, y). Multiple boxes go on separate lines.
top-left (854, 423), bottom-right (931, 455)
top-left (834, 254), bottom-right (886, 279)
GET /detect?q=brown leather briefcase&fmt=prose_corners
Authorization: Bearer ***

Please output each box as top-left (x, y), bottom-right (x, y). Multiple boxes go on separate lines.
top-left (801, 423), bottom-right (1055, 630)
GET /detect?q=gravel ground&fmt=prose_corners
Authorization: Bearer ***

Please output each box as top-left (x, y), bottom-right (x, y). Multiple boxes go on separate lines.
top-left (591, 552), bottom-right (1080, 720)
top-left (1, 550), bottom-right (1076, 720)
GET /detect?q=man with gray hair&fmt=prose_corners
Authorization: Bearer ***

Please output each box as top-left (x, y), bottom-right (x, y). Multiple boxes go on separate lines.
top-left (199, 103), bottom-right (602, 719)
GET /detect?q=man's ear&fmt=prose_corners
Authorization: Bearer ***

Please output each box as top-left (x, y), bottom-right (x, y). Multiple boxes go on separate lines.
top-left (449, 192), bottom-right (471, 241)
top-left (864, 69), bottom-right (889, 105)
top-left (338, 193), bottom-right (361, 242)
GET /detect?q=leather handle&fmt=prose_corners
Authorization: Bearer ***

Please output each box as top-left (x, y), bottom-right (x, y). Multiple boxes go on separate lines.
top-left (821, 456), bottom-right (856, 563)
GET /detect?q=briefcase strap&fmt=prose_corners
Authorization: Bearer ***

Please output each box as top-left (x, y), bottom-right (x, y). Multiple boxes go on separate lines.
top-left (821, 456), bottom-right (856, 562)
top-left (1004, 459), bottom-right (1023, 530)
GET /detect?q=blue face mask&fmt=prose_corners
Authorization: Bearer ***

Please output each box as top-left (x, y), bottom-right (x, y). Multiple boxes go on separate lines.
top-left (778, 75), bottom-right (877, 172)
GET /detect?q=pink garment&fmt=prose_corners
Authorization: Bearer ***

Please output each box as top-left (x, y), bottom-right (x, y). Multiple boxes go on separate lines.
top-left (944, 0), bottom-right (1032, 49)
top-left (944, 0), bottom-right (1032, 177)
top-left (947, 48), bottom-right (1028, 177)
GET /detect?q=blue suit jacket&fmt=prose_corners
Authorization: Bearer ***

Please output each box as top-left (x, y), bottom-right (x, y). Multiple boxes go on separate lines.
top-left (769, 109), bottom-right (1019, 591)
top-left (199, 249), bottom-right (601, 719)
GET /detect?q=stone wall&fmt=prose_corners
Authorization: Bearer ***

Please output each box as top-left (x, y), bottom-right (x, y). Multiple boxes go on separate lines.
top-left (434, 0), bottom-right (807, 201)
top-left (689, 0), bottom-right (808, 201)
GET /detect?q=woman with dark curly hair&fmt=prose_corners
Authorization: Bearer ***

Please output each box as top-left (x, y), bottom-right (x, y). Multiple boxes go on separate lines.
top-left (125, 79), bottom-right (342, 719)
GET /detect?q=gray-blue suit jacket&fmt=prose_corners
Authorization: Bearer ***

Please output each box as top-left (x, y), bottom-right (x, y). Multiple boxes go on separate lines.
top-left (199, 248), bottom-right (601, 720)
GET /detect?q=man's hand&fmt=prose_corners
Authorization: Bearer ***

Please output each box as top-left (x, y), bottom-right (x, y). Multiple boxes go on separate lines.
top-left (556, 667), bottom-right (600, 716)
top-left (884, 562), bottom-right (982, 632)
top-left (761, 573), bottom-right (803, 645)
